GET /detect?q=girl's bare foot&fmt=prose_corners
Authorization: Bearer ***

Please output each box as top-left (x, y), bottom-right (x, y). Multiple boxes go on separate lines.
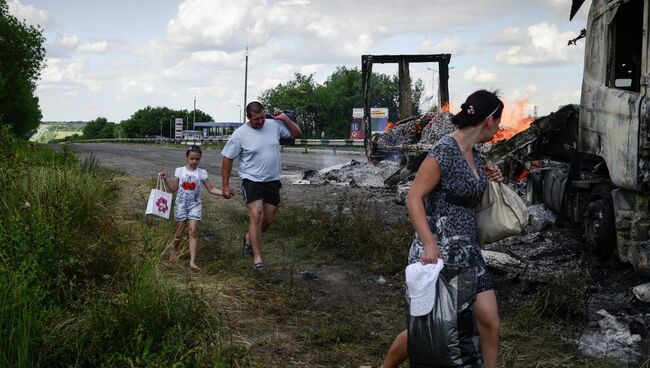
top-left (189, 263), bottom-right (201, 271)
top-left (169, 248), bottom-right (178, 262)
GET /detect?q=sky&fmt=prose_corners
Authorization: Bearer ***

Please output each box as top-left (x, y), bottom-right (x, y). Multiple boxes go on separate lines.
top-left (9, 0), bottom-right (592, 127)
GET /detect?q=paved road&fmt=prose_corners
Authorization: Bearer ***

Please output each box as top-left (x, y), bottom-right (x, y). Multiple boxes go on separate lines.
top-left (67, 143), bottom-right (365, 177)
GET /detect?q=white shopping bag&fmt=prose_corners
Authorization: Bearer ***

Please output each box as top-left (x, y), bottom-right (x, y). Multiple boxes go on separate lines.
top-left (145, 175), bottom-right (172, 219)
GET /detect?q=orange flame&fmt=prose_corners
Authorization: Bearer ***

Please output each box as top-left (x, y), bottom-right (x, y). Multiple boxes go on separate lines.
top-left (487, 98), bottom-right (534, 143)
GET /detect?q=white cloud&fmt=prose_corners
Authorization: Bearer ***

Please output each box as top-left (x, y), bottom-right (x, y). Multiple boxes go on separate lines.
top-left (463, 66), bottom-right (498, 83)
top-left (163, 0), bottom-right (512, 64)
top-left (495, 22), bottom-right (584, 66)
top-left (421, 36), bottom-right (468, 56)
top-left (58, 34), bottom-right (79, 48)
top-left (486, 27), bottom-right (528, 46)
top-left (166, 0), bottom-right (260, 51)
top-left (7, 0), bottom-right (58, 28)
top-left (79, 41), bottom-right (109, 54)
top-left (41, 58), bottom-right (101, 92)
top-left (543, 0), bottom-right (570, 11)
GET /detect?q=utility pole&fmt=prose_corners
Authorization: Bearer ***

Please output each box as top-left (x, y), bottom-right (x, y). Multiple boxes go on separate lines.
top-left (243, 45), bottom-right (248, 124)
top-left (193, 95), bottom-right (196, 131)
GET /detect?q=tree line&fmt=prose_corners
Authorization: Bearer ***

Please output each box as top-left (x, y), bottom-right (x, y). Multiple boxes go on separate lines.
top-left (80, 107), bottom-right (213, 140)
top-left (0, 0), bottom-right (45, 137)
top-left (260, 67), bottom-right (425, 138)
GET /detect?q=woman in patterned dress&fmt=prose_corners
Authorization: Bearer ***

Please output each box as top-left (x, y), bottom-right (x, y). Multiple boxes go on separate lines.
top-left (382, 90), bottom-right (505, 368)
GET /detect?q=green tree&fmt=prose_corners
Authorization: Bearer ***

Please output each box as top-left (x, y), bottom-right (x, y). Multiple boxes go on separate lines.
top-left (259, 66), bottom-right (424, 138)
top-left (260, 73), bottom-right (320, 135)
top-left (82, 117), bottom-right (115, 139)
top-left (0, 0), bottom-right (46, 137)
top-left (120, 107), bottom-right (212, 138)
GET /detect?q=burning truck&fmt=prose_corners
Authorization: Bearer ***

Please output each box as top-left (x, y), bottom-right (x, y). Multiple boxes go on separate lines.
top-left (362, 0), bottom-right (650, 277)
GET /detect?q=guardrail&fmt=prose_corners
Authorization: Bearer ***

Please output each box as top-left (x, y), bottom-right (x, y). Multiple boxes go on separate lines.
top-left (69, 137), bottom-right (365, 152)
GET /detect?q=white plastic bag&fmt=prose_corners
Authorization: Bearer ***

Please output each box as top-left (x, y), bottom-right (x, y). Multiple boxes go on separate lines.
top-left (145, 175), bottom-right (172, 219)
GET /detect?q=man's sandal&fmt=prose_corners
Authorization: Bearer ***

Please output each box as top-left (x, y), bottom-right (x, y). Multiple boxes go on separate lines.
top-left (251, 262), bottom-right (267, 271)
top-left (242, 235), bottom-right (253, 258)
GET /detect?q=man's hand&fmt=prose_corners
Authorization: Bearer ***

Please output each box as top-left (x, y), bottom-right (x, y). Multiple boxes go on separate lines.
top-left (272, 109), bottom-right (289, 122)
top-left (222, 185), bottom-right (234, 199)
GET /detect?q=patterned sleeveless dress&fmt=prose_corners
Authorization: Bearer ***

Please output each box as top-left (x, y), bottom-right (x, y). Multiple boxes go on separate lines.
top-left (407, 135), bottom-right (494, 293)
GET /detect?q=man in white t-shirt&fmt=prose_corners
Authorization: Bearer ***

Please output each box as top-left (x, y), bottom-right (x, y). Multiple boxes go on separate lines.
top-left (221, 101), bottom-right (302, 270)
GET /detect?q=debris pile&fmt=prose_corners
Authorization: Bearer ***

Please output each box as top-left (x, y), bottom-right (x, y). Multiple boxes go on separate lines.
top-left (578, 309), bottom-right (645, 364)
top-left (297, 160), bottom-right (401, 188)
top-left (373, 111), bottom-right (456, 148)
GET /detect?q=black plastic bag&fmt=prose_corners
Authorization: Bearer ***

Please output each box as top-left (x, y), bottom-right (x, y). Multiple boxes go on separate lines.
top-left (265, 109), bottom-right (297, 145)
top-left (407, 265), bottom-right (482, 367)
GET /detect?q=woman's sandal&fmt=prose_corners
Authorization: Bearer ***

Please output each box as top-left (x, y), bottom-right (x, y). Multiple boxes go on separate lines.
top-left (169, 248), bottom-right (178, 262)
top-left (189, 264), bottom-right (201, 271)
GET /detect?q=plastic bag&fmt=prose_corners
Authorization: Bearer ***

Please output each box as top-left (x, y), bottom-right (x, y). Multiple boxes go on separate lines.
top-left (407, 265), bottom-right (482, 367)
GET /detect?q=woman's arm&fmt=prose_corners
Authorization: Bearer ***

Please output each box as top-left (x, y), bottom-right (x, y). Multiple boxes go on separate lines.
top-left (406, 156), bottom-right (443, 264)
top-left (202, 178), bottom-right (223, 196)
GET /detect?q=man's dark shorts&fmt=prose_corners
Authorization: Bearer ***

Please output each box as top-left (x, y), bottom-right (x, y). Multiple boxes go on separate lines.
top-left (241, 179), bottom-right (282, 206)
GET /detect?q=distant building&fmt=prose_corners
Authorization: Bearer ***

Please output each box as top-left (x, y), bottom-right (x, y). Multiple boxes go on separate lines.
top-left (193, 121), bottom-right (243, 137)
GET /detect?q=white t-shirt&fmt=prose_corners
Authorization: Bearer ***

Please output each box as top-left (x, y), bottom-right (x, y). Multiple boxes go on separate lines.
top-left (221, 118), bottom-right (291, 182)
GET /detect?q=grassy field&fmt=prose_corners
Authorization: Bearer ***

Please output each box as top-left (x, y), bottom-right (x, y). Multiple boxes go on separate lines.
top-left (30, 122), bottom-right (85, 143)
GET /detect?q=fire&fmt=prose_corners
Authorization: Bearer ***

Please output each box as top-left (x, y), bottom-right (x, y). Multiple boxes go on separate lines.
top-left (486, 98), bottom-right (535, 144)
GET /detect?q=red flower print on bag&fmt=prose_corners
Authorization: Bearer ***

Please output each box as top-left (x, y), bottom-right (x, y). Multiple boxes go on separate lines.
top-left (156, 197), bottom-right (169, 213)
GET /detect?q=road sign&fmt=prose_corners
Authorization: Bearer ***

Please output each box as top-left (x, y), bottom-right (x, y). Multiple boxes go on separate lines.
top-left (175, 118), bottom-right (183, 139)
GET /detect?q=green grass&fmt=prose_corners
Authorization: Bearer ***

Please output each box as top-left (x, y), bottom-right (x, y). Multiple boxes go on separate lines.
top-left (0, 126), bottom-right (234, 367)
top-left (264, 200), bottom-right (412, 274)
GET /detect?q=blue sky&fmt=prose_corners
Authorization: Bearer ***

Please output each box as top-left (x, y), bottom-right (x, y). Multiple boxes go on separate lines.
top-left (10, 0), bottom-right (591, 128)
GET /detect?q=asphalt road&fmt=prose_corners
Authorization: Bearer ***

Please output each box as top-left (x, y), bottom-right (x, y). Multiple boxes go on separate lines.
top-left (67, 143), bottom-right (364, 177)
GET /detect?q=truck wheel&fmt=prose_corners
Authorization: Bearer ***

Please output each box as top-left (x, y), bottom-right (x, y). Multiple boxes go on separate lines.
top-left (584, 195), bottom-right (616, 261)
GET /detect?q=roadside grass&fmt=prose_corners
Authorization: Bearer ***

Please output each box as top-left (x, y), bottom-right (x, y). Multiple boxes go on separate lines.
top-left (263, 199), bottom-right (413, 274)
top-left (0, 127), bottom-right (232, 367)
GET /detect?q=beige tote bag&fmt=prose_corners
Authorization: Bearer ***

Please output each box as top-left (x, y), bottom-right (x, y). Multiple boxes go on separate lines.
top-left (476, 181), bottom-right (529, 245)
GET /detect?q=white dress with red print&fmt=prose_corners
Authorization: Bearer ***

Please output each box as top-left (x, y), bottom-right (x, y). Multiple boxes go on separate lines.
top-left (173, 166), bottom-right (208, 221)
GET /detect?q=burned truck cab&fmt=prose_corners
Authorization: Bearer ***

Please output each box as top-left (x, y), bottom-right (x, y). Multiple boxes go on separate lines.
top-left (576, 0), bottom-right (650, 272)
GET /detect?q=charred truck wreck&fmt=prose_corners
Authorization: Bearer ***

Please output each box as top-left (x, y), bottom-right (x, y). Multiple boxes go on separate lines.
top-left (363, 0), bottom-right (650, 275)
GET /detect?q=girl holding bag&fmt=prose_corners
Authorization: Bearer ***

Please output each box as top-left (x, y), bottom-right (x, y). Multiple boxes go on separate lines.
top-left (160, 145), bottom-right (223, 271)
top-left (382, 90), bottom-right (505, 368)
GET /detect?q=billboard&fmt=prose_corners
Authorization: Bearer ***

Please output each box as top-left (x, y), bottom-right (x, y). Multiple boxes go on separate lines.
top-left (350, 108), bottom-right (364, 139)
top-left (175, 118), bottom-right (183, 140)
top-left (350, 107), bottom-right (389, 139)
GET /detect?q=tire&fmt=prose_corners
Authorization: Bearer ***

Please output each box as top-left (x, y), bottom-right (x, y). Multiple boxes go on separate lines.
top-left (583, 194), bottom-right (616, 261)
